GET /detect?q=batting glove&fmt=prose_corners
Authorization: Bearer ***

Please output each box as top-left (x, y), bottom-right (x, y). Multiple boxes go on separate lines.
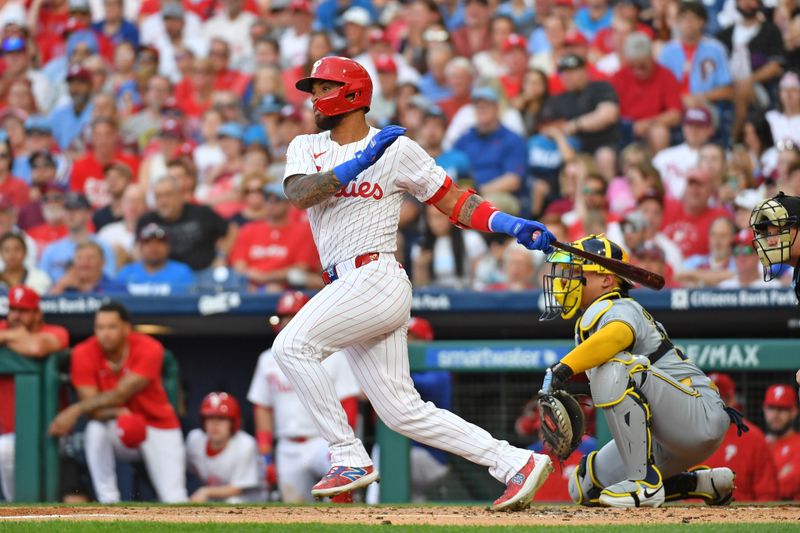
top-left (490, 213), bottom-right (555, 253)
top-left (333, 125), bottom-right (406, 186)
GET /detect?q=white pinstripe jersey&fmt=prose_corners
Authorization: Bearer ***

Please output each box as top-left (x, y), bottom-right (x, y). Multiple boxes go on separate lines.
top-left (284, 127), bottom-right (447, 267)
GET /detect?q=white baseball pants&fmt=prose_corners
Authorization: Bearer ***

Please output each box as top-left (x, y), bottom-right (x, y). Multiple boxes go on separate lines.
top-left (0, 434), bottom-right (14, 501)
top-left (275, 436), bottom-right (330, 502)
top-left (272, 255), bottom-right (530, 484)
top-left (84, 420), bottom-right (188, 503)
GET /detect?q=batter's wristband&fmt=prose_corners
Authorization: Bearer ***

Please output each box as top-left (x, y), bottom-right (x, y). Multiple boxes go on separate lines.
top-left (333, 157), bottom-right (365, 186)
top-left (469, 201), bottom-right (498, 232)
top-left (256, 430), bottom-right (273, 454)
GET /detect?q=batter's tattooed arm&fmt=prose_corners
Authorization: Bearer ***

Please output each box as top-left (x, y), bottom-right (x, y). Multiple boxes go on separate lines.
top-left (285, 172), bottom-right (342, 209)
top-left (457, 194), bottom-right (483, 227)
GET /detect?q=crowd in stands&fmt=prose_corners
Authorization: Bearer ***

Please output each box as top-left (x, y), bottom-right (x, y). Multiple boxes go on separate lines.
top-left (0, 0), bottom-right (794, 295)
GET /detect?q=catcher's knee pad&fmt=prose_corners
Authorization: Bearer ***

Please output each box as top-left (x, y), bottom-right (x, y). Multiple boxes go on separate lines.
top-left (569, 451), bottom-right (602, 506)
top-left (589, 352), bottom-right (649, 408)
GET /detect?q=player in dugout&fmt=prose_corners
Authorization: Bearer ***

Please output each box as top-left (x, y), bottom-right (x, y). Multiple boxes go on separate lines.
top-left (0, 286), bottom-right (69, 501)
top-left (538, 235), bottom-right (745, 508)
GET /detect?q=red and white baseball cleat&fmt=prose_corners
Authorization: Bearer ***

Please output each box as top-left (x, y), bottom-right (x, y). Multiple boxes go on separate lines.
top-left (312, 466), bottom-right (379, 498)
top-left (490, 453), bottom-right (554, 511)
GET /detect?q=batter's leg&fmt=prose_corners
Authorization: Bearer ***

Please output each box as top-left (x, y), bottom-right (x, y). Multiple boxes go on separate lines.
top-left (272, 259), bottom-right (413, 468)
top-left (0, 434), bottom-right (14, 501)
top-left (343, 328), bottom-right (533, 484)
top-left (84, 420), bottom-right (122, 503)
top-left (139, 427), bottom-right (188, 503)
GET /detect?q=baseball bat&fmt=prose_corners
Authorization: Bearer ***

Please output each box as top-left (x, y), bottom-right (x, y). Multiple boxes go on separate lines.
top-left (551, 241), bottom-right (666, 291)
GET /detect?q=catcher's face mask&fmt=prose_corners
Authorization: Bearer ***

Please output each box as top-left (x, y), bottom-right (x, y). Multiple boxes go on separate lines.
top-left (750, 197), bottom-right (800, 280)
top-left (541, 249), bottom-right (585, 321)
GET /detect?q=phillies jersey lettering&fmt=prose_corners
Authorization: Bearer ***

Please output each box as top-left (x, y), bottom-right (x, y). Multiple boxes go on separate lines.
top-left (284, 128), bottom-right (446, 267)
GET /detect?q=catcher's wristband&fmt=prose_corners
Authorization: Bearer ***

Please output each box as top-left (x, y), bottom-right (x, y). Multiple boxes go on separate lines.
top-left (551, 362), bottom-right (574, 386)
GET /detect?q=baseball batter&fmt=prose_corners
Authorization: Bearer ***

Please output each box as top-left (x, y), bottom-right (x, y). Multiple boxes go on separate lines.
top-left (539, 235), bottom-right (741, 507)
top-left (275, 56), bottom-right (556, 511)
top-left (248, 290), bottom-right (361, 503)
top-left (186, 392), bottom-right (264, 503)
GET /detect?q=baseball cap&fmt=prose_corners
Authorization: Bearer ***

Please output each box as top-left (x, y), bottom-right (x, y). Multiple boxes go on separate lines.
top-left (69, 0), bottom-right (91, 12)
top-left (554, 0), bottom-right (575, 6)
top-left (288, 0), bottom-right (312, 12)
top-left (262, 181), bottom-right (287, 200)
top-left (279, 105), bottom-right (302, 122)
top-left (424, 105), bottom-right (446, 120)
top-left (138, 222), bottom-right (168, 242)
top-left (502, 34), bottom-right (528, 53)
top-left (764, 384), bottom-right (798, 408)
top-left (8, 285), bottom-right (40, 311)
top-left (258, 94), bottom-right (286, 115)
top-left (375, 54), bottom-right (398, 74)
top-left (218, 122), bottom-right (244, 140)
top-left (368, 28), bottom-right (390, 44)
top-left (25, 115), bottom-right (52, 134)
top-left (683, 106), bottom-right (712, 127)
top-left (407, 317), bottom-right (434, 341)
top-left (162, 2), bottom-right (185, 18)
top-left (341, 6), bottom-right (371, 27)
top-left (471, 86), bottom-right (499, 103)
top-left (1, 36), bottom-right (25, 54)
top-left (734, 189), bottom-right (763, 211)
top-left (780, 71), bottom-right (800, 90)
top-left (64, 192), bottom-right (91, 210)
top-left (557, 53), bottom-right (586, 72)
top-left (634, 241), bottom-right (665, 261)
top-left (66, 64), bottom-right (91, 83)
top-left (408, 94), bottom-right (431, 110)
top-left (622, 210), bottom-right (649, 232)
top-left (707, 373), bottom-right (735, 401)
top-left (563, 30), bottom-right (589, 47)
top-left (159, 118), bottom-right (183, 138)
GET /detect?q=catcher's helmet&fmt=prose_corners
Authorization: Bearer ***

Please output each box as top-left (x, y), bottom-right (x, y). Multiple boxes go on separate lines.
top-left (200, 392), bottom-right (241, 432)
top-left (295, 56), bottom-right (372, 116)
top-left (749, 192), bottom-right (800, 280)
top-left (541, 235), bottom-right (632, 321)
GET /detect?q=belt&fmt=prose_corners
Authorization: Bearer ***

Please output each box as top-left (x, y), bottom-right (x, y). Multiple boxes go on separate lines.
top-left (288, 436), bottom-right (310, 443)
top-left (321, 252), bottom-right (380, 285)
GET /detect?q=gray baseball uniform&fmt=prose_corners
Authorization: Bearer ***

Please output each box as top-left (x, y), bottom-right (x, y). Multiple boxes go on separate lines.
top-left (569, 291), bottom-right (730, 503)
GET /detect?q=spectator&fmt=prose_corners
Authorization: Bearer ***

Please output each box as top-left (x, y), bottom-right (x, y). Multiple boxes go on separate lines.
top-left (419, 106), bottom-right (472, 182)
top-left (138, 176), bottom-right (232, 272)
top-left (186, 392), bottom-right (263, 502)
top-left (138, 118), bottom-right (185, 200)
top-left (49, 65), bottom-right (94, 150)
top-left (539, 53), bottom-right (620, 154)
top-left (662, 167), bottom-right (732, 258)
top-left (633, 240), bottom-right (676, 287)
top-left (18, 152), bottom-right (62, 230)
top-left (565, 172), bottom-right (623, 241)
top-left (208, 38), bottom-right (250, 97)
top-left (230, 172), bottom-right (271, 227)
top-left (15, 116), bottom-right (71, 188)
top-left (92, 0), bottom-right (139, 48)
top-left (741, 111), bottom-right (777, 179)
top-left (483, 242), bottom-right (539, 290)
top-left (472, 14), bottom-right (515, 80)
top-left (718, 232), bottom-right (774, 288)
top-left (117, 223), bottom-right (196, 296)
top-left (677, 216), bottom-right (737, 287)
top-left (438, 57), bottom-right (474, 121)
top-left (698, 142), bottom-right (728, 193)
top-left (0, 36), bottom-right (55, 113)
top-left (49, 302), bottom-right (188, 503)
top-left (608, 158), bottom-right (663, 215)
top-left (451, 0), bottom-right (491, 58)
top-left (636, 190), bottom-right (685, 272)
top-left (511, 68), bottom-right (549, 134)
top-left (652, 107), bottom-right (716, 199)
top-left (203, 0), bottom-right (257, 70)
top-left (166, 158), bottom-right (199, 203)
top-left (39, 192), bottom-right (116, 281)
top-left (121, 75), bottom-right (171, 148)
top-left (394, 0), bottom-right (444, 75)
top-left (197, 122), bottom-right (246, 216)
top-left (48, 241), bottom-right (124, 294)
top-left (91, 161), bottom-right (133, 231)
top-left (148, 3), bottom-right (207, 83)
top-left (279, 0), bottom-right (313, 69)
top-left (766, 71), bottom-right (800, 149)
top-left (229, 182), bottom-right (318, 292)
top-left (0, 138), bottom-right (29, 209)
top-left (417, 42), bottom-right (453, 103)
top-left (0, 232), bottom-right (50, 294)
top-left (658, 1), bottom-right (732, 111)
top-left (499, 34), bottom-right (530, 100)
top-left (453, 87), bottom-right (527, 198)
top-left (702, 372), bottom-right (778, 502)
top-left (71, 118), bottom-right (139, 209)
top-left (367, 55), bottom-right (400, 127)
top-left (612, 32), bottom-right (682, 150)
top-left (340, 7), bottom-right (371, 58)
top-left (575, 0), bottom-right (612, 41)
top-left (26, 187), bottom-right (69, 254)
top-left (98, 184), bottom-right (148, 270)
top-left (140, 0), bottom-right (204, 54)
top-left (411, 204), bottom-right (488, 289)
top-left (0, 286), bottom-right (69, 502)
top-left (716, 0), bottom-right (784, 140)
top-left (763, 384), bottom-right (800, 500)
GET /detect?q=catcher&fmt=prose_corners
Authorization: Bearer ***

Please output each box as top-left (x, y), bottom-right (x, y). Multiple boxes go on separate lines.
top-left (538, 235), bottom-right (744, 508)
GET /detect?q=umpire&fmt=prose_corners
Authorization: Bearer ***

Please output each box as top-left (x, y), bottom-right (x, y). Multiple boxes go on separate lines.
top-left (750, 191), bottom-right (800, 302)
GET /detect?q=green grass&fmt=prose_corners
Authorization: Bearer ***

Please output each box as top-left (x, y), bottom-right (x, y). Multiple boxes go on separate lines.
top-left (0, 523), bottom-right (798, 533)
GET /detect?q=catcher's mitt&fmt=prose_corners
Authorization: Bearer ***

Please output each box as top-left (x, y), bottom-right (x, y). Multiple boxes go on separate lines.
top-left (538, 390), bottom-right (585, 461)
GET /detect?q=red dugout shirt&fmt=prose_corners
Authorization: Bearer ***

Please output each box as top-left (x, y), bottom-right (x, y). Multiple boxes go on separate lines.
top-left (70, 332), bottom-right (179, 429)
top-left (770, 432), bottom-right (800, 500)
top-left (0, 322), bottom-right (70, 434)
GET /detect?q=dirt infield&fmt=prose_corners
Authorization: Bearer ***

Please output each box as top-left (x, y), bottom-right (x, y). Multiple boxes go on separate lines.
top-left (0, 504), bottom-right (798, 526)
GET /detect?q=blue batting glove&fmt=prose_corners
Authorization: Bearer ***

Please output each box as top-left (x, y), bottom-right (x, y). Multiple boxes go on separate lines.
top-left (490, 213), bottom-right (555, 253)
top-left (333, 125), bottom-right (406, 186)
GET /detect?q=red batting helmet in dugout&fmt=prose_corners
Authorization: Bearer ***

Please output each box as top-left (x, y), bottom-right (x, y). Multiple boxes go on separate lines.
top-left (295, 56), bottom-right (373, 116)
top-left (200, 392), bottom-right (242, 432)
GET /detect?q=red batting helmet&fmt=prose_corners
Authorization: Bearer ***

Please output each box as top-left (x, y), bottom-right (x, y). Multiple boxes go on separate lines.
top-left (200, 392), bottom-right (241, 432)
top-left (407, 317), bottom-right (434, 341)
top-left (295, 56), bottom-right (372, 116)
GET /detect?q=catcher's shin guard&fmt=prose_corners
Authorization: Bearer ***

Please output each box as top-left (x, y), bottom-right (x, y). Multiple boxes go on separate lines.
top-left (569, 451), bottom-right (602, 506)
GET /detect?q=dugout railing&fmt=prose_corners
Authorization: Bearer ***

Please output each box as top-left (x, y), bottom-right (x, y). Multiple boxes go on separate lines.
top-left (374, 338), bottom-right (800, 503)
top-left (1, 348), bottom-right (180, 502)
